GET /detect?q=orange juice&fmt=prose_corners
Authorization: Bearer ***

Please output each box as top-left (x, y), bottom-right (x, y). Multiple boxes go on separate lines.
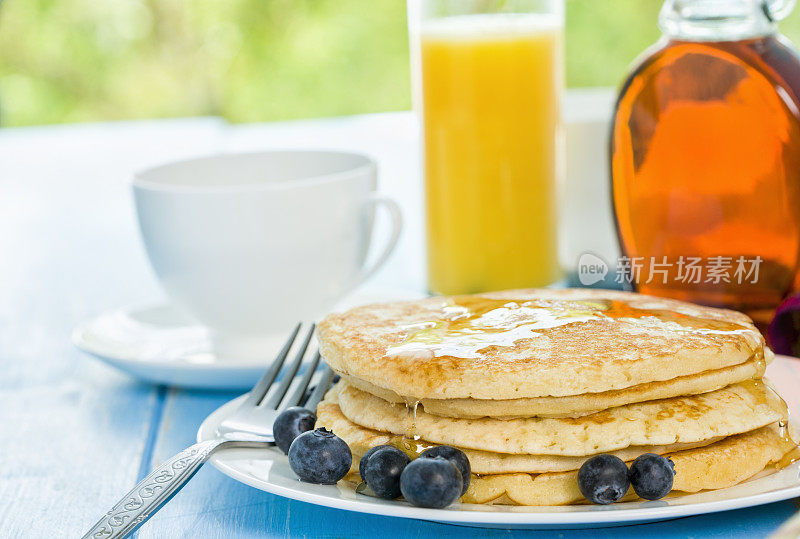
top-left (419, 14), bottom-right (563, 294)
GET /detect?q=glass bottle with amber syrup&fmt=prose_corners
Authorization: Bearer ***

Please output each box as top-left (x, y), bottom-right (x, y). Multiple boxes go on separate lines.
top-left (611, 0), bottom-right (800, 327)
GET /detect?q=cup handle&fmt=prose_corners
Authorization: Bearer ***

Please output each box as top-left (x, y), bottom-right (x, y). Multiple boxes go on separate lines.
top-left (352, 194), bottom-right (403, 287)
top-left (767, 0), bottom-right (796, 21)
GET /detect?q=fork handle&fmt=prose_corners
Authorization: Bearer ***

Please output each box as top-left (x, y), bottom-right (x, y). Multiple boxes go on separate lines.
top-left (82, 438), bottom-right (229, 539)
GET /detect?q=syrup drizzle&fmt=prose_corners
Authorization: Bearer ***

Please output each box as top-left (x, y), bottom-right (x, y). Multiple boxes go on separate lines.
top-left (752, 349), bottom-right (768, 379)
top-left (403, 397), bottom-right (421, 441)
top-left (388, 435), bottom-right (431, 460)
top-left (385, 296), bottom-right (758, 360)
top-left (771, 377), bottom-right (800, 470)
top-left (775, 420), bottom-right (800, 469)
top-left (740, 379), bottom-right (799, 470)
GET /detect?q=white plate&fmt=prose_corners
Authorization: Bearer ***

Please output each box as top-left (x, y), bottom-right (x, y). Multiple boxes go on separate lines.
top-left (73, 288), bottom-right (426, 390)
top-left (198, 394), bottom-right (800, 530)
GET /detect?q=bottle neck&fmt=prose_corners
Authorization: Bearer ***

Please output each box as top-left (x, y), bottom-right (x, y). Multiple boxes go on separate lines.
top-left (659, 0), bottom-right (785, 41)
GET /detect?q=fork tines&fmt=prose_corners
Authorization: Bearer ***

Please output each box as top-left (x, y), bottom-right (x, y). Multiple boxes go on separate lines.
top-left (243, 323), bottom-right (333, 412)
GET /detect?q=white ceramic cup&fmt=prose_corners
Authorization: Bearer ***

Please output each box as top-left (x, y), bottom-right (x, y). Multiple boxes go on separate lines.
top-left (133, 150), bottom-right (402, 362)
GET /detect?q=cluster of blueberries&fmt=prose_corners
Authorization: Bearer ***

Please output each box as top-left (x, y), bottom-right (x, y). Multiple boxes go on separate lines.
top-left (273, 406), bottom-right (469, 508)
top-left (578, 453), bottom-right (676, 504)
top-left (274, 406), bottom-right (676, 508)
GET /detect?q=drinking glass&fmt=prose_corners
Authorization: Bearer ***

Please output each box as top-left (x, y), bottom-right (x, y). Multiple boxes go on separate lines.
top-left (409, 0), bottom-right (564, 295)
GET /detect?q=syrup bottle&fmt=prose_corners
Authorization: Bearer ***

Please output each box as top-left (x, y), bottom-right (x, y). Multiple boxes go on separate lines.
top-left (611, 0), bottom-right (800, 327)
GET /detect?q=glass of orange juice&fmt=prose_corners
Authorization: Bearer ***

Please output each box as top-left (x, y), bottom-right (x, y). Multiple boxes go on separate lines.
top-left (409, 0), bottom-right (564, 295)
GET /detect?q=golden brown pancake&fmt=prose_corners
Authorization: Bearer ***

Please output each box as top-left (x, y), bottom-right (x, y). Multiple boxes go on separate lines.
top-left (462, 425), bottom-right (794, 505)
top-left (317, 396), bottom-right (796, 505)
top-left (317, 289), bottom-right (764, 400)
top-left (332, 380), bottom-right (786, 456)
top-left (316, 394), bottom-right (724, 474)
top-left (315, 288), bottom-right (797, 506)
top-left (339, 356), bottom-right (768, 418)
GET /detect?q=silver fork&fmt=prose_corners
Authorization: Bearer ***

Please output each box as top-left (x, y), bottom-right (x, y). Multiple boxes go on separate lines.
top-left (82, 323), bottom-right (336, 539)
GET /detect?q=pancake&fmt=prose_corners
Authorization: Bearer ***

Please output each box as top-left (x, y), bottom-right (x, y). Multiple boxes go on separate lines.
top-left (317, 394), bottom-right (723, 474)
top-left (317, 394), bottom-right (796, 505)
top-left (339, 355), bottom-right (768, 419)
top-left (463, 425), bottom-right (794, 505)
top-left (333, 380), bottom-right (786, 456)
top-left (317, 288), bottom-right (764, 400)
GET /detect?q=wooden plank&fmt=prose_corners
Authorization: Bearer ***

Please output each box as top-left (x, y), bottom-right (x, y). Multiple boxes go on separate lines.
top-left (0, 119), bottom-right (225, 537)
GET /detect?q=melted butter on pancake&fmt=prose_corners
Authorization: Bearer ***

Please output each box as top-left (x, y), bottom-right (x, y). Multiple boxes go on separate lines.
top-left (386, 296), bottom-right (757, 360)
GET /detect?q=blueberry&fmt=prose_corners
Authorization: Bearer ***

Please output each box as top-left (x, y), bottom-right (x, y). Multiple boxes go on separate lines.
top-left (359, 444), bottom-right (391, 479)
top-left (400, 457), bottom-right (463, 508)
top-left (629, 453), bottom-right (675, 500)
top-left (419, 445), bottom-right (471, 495)
top-left (362, 446), bottom-right (411, 499)
top-left (577, 454), bottom-right (630, 505)
top-left (273, 407), bottom-right (316, 454)
top-left (288, 427), bottom-right (352, 484)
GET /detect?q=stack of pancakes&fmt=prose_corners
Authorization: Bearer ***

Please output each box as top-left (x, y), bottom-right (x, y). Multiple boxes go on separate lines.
top-left (315, 289), bottom-right (798, 505)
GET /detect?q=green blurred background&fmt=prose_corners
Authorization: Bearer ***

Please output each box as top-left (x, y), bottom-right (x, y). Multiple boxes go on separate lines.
top-left (4, 0), bottom-right (800, 127)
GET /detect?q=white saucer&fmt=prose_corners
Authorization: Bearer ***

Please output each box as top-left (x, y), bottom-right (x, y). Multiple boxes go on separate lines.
top-left (73, 303), bottom-right (273, 389)
top-left (73, 288), bottom-right (426, 390)
top-left (198, 390), bottom-right (800, 530)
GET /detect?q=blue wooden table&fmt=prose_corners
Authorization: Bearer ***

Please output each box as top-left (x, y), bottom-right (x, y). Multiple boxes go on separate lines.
top-left (1, 114), bottom-right (798, 538)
